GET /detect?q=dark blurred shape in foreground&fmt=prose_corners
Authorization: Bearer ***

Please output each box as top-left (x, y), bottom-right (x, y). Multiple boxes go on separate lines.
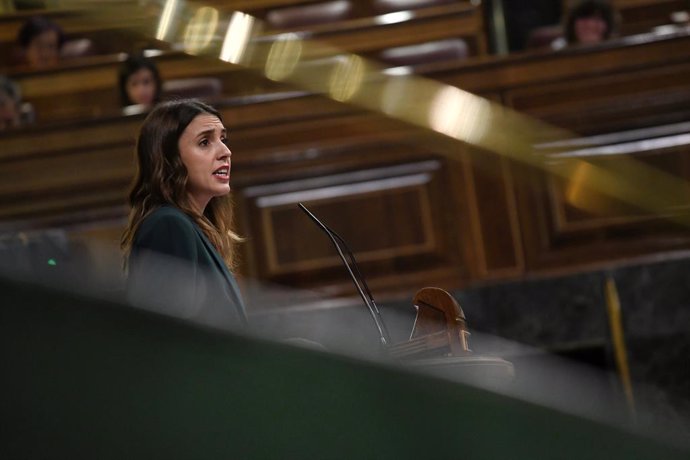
top-left (1, 266), bottom-right (690, 459)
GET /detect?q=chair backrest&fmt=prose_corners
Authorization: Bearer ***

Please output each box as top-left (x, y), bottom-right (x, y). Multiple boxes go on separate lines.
top-left (266, 0), bottom-right (353, 29)
top-left (526, 24), bottom-right (564, 50)
top-left (60, 38), bottom-right (96, 59)
top-left (162, 77), bottom-right (222, 101)
top-left (373, 0), bottom-right (457, 14)
top-left (379, 38), bottom-right (468, 66)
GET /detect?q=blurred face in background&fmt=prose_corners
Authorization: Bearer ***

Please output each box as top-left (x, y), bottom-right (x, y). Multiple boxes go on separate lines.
top-left (574, 15), bottom-right (607, 44)
top-left (126, 68), bottom-right (157, 107)
top-left (25, 29), bottom-right (60, 68)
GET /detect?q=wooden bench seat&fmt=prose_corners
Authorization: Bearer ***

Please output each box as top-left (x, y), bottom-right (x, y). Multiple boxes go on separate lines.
top-left (614, 0), bottom-right (689, 35)
top-left (258, 2), bottom-right (487, 58)
top-left (8, 51), bottom-right (278, 122)
top-left (406, 28), bottom-right (690, 135)
top-left (0, 2), bottom-right (151, 68)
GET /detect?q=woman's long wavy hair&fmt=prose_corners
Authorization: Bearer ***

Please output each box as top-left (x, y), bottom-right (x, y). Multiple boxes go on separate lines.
top-left (121, 99), bottom-right (241, 271)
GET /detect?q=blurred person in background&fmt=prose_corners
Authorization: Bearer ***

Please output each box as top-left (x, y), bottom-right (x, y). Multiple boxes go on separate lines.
top-left (0, 75), bottom-right (23, 130)
top-left (552, 0), bottom-right (617, 49)
top-left (121, 99), bottom-right (246, 329)
top-left (16, 15), bottom-right (64, 69)
top-left (118, 54), bottom-right (162, 110)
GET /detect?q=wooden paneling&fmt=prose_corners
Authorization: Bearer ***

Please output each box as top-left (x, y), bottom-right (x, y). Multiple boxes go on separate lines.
top-left (0, 2), bottom-right (152, 68)
top-left (4, 24), bottom-right (690, 298)
top-left (408, 29), bottom-right (690, 275)
top-left (239, 156), bottom-right (471, 295)
top-left (505, 61), bottom-right (690, 135)
top-left (459, 150), bottom-right (524, 278)
top-left (613, 0), bottom-right (688, 35)
top-left (513, 123), bottom-right (690, 271)
top-left (548, 126), bottom-right (690, 232)
top-left (9, 52), bottom-right (274, 122)
top-left (6, 2), bottom-right (484, 122)
top-left (268, 2), bottom-right (487, 58)
top-left (419, 30), bottom-right (690, 96)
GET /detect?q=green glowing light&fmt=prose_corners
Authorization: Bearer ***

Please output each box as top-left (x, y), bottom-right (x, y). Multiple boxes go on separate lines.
top-left (47, 258), bottom-right (57, 266)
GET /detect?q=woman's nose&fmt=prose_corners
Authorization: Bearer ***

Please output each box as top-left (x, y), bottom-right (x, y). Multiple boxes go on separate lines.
top-left (218, 144), bottom-right (231, 159)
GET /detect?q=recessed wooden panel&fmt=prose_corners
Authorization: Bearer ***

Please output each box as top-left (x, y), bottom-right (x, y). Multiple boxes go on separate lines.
top-left (264, 2), bottom-right (485, 57)
top-left (546, 145), bottom-right (690, 233)
top-left (462, 150), bottom-right (524, 277)
top-left (264, 184), bottom-right (433, 273)
top-left (514, 127), bottom-right (690, 271)
top-left (505, 62), bottom-right (690, 135)
top-left (240, 159), bottom-right (468, 292)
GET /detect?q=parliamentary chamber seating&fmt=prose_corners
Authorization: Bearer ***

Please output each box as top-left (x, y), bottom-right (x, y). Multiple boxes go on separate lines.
top-left (1, 0), bottom-right (690, 445)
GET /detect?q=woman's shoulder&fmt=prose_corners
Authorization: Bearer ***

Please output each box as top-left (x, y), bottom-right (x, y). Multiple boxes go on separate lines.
top-left (142, 205), bottom-right (193, 225)
top-left (136, 206), bottom-right (198, 242)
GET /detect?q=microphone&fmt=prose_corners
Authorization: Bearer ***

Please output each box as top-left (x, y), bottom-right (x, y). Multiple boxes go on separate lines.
top-left (298, 203), bottom-right (392, 348)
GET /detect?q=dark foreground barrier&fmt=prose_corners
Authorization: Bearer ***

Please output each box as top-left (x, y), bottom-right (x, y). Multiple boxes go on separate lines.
top-left (1, 274), bottom-right (688, 459)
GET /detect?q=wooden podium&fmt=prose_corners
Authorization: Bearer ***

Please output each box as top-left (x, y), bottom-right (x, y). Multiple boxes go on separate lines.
top-left (391, 287), bottom-right (514, 383)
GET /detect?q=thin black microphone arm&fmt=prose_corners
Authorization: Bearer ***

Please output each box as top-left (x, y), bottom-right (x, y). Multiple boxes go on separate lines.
top-left (298, 203), bottom-right (392, 348)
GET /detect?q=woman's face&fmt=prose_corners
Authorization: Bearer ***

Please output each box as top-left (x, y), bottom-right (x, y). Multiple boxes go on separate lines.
top-left (178, 113), bottom-right (231, 212)
top-left (574, 16), bottom-right (607, 44)
top-left (26, 30), bottom-right (60, 69)
top-left (126, 68), bottom-right (157, 106)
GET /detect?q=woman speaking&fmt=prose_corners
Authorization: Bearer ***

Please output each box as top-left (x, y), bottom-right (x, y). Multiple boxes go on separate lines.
top-left (121, 99), bottom-right (247, 328)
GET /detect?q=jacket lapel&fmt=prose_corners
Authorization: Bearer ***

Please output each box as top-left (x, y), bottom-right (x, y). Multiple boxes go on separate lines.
top-left (190, 219), bottom-right (248, 323)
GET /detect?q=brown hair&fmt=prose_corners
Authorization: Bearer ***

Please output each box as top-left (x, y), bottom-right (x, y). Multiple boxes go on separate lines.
top-left (121, 99), bottom-right (241, 270)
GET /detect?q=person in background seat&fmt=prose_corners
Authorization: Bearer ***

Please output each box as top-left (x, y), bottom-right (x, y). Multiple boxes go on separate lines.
top-left (16, 15), bottom-right (64, 69)
top-left (552, 0), bottom-right (617, 49)
top-left (0, 75), bottom-right (33, 130)
top-left (118, 54), bottom-right (163, 112)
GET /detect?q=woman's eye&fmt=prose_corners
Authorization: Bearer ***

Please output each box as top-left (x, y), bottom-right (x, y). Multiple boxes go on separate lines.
top-left (220, 137), bottom-right (228, 144)
top-left (199, 139), bottom-right (208, 146)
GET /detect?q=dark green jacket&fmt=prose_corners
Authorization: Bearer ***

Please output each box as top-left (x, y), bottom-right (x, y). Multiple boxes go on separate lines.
top-left (127, 205), bottom-right (247, 328)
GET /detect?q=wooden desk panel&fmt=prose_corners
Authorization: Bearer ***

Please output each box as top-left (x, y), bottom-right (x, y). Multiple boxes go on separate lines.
top-left (505, 61), bottom-right (690, 135)
top-left (4, 2), bottom-right (486, 122)
top-left (264, 2), bottom-right (486, 58)
top-left (0, 3), bottom-right (151, 67)
top-left (10, 52), bottom-right (273, 122)
top-left (420, 30), bottom-right (690, 95)
top-left (614, 0), bottom-right (688, 35)
top-left (511, 123), bottom-right (690, 272)
top-left (412, 29), bottom-right (690, 275)
top-left (238, 152), bottom-right (473, 295)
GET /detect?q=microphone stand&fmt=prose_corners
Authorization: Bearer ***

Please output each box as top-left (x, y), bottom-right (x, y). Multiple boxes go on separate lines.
top-left (298, 203), bottom-right (392, 348)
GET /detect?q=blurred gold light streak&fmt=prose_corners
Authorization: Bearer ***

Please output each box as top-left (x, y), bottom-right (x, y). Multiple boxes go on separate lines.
top-left (183, 6), bottom-right (219, 55)
top-left (156, 0), bottom-right (178, 41)
top-left (264, 33), bottom-right (303, 82)
top-left (564, 161), bottom-right (596, 211)
top-left (57, 0), bottom-right (690, 227)
top-left (328, 55), bottom-right (365, 102)
top-left (219, 12), bottom-right (256, 64)
top-left (429, 86), bottom-right (490, 145)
